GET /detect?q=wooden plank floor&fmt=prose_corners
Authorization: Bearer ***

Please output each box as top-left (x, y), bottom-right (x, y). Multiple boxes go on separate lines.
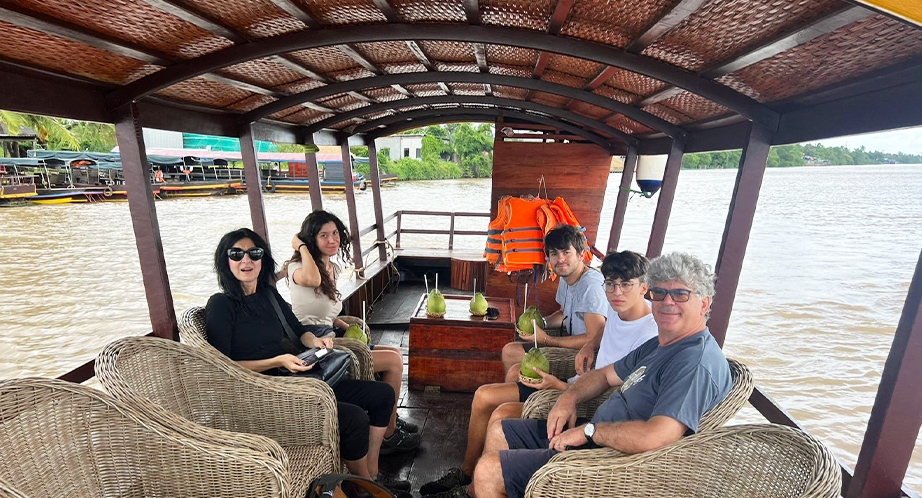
top-left (368, 281), bottom-right (478, 494)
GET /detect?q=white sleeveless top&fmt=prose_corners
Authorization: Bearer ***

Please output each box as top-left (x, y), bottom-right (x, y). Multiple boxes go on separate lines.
top-left (287, 261), bottom-right (343, 326)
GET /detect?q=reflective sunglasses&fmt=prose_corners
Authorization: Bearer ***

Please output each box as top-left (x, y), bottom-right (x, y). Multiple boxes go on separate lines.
top-left (603, 280), bottom-right (636, 293)
top-left (227, 247), bottom-right (265, 262)
top-left (648, 287), bottom-right (694, 303)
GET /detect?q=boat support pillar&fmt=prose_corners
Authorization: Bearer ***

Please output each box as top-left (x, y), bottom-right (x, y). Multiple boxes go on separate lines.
top-left (607, 144), bottom-right (638, 253)
top-left (367, 142), bottom-right (388, 262)
top-left (340, 141), bottom-right (364, 274)
top-left (112, 102), bottom-right (178, 340)
top-left (239, 125), bottom-right (269, 243)
top-left (709, 122), bottom-right (773, 346)
top-left (646, 138), bottom-right (685, 258)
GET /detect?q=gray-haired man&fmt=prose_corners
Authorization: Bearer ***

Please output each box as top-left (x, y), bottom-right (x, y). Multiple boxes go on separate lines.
top-left (472, 252), bottom-right (733, 498)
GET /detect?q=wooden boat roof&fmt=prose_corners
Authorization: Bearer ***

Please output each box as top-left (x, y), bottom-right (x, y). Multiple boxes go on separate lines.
top-left (2, 0), bottom-right (922, 154)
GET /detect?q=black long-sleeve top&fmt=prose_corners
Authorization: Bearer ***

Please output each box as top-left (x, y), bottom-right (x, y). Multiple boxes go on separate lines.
top-left (205, 286), bottom-right (308, 362)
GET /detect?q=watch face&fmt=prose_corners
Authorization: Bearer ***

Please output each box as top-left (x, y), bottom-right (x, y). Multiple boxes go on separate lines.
top-left (584, 423), bottom-right (595, 439)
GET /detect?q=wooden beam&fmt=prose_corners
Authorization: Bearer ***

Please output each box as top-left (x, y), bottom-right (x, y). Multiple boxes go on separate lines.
top-left (371, 0), bottom-right (403, 23)
top-left (406, 41), bottom-right (437, 71)
top-left (708, 122), bottom-right (772, 345)
top-left (463, 0), bottom-right (481, 25)
top-left (340, 142), bottom-right (364, 273)
top-left (303, 94), bottom-right (633, 143)
top-left (239, 125), bottom-right (270, 244)
top-left (266, 0), bottom-right (322, 28)
top-left (625, 0), bottom-right (710, 53)
top-left (607, 145), bottom-right (637, 253)
top-left (366, 142), bottom-right (389, 262)
top-left (111, 103), bottom-right (178, 341)
top-left (140, 0), bottom-right (247, 43)
top-left (240, 71), bottom-right (684, 139)
top-left (646, 139), bottom-right (684, 259)
top-left (107, 23), bottom-right (778, 127)
top-left (338, 44), bottom-right (383, 74)
top-left (847, 248), bottom-right (922, 498)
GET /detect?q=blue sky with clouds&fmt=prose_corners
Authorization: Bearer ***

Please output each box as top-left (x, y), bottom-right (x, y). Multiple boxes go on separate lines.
top-left (807, 126), bottom-right (922, 156)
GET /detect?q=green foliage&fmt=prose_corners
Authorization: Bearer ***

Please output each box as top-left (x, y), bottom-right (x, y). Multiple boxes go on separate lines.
top-left (386, 157), bottom-right (463, 180)
top-left (0, 111), bottom-right (80, 156)
top-left (680, 142), bottom-right (920, 169)
top-left (274, 143), bottom-right (317, 153)
top-left (350, 146), bottom-right (368, 157)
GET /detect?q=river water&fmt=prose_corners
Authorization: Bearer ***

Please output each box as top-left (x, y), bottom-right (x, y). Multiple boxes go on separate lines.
top-left (1, 164), bottom-right (920, 491)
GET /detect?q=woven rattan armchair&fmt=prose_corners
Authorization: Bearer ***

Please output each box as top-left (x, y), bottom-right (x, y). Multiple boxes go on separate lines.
top-left (0, 378), bottom-right (290, 498)
top-left (178, 306), bottom-right (375, 381)
top-left (522, 358), bottom-right (753, 435)
top-left (524, 424), bottom-right (841, 498)
top-left (95, 336), bottom-right (339, 498)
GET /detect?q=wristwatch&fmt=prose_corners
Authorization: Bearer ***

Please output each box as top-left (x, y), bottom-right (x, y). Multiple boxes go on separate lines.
top-left (583, 422), bottom-right (596, 444)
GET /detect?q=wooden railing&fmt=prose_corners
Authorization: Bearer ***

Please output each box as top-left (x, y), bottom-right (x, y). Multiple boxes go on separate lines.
top-left (358, 210), bottom-right (491, 258)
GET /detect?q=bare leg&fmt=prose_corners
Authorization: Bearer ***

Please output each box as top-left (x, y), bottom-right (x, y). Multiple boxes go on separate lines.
top-left (344, 457), bottom-right (371, 479)
top-left (371, 347), bottom-right (403, 436)
top-left (501, 342), bottom-right (526, 373)
top-left (484, 417), bottom-right (512, 454)
top-left (505, 362), bottom-right (522, 383)
top-left (461, 383), bottom-right (521, 475)
top-left (488, 402), bottom-right (524, 428)
top-left (367, 426), bottom-right (386, 477)
top-left (472, 451), bottom-right (507, 498)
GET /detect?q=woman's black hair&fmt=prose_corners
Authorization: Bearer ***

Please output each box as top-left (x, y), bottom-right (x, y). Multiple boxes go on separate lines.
top-left (285, 210), bottom-right (352, 301)
top-left (214, 228), bottom-right (277, 303)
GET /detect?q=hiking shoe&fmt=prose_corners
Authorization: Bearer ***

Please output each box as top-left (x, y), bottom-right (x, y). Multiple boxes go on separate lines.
top-left (426, 484), bottom-right (471, 498)
top-left (396, 415), bottom-right (419, 433)
top-left (380, 426), bottom-right (421, 455)
top-left (375, 473), bottom-right (411, 492)
top-left (420, 468), bottom-right (471, 496)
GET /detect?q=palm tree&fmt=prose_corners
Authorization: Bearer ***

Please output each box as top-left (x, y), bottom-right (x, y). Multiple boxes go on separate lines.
top-left (0, 110), bottom-right (79, 156)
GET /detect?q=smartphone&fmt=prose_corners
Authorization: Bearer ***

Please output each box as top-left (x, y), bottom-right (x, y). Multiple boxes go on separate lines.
top-left (297, 347), bottom-right (329, 366)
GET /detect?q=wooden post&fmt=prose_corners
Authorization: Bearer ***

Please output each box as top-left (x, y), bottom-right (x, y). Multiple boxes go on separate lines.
top-left (367, 141), bottom-right (388, 262)
top-left (340, 142), bottom-right (363, 273)
top-left (112, 103), bottom-right (177, 340)
top-left (646, 139), bottom-right (685, 259)
top-left (847, 248), bottom-right (922, 498)
top-left (239, 125), bottom-right (269, 244)
top-left (607, 144), bottom-right (638, 253)
top-left (708, 122), bottom-right (772, 346)
top-left (305, 139), bottom-right (323, 211)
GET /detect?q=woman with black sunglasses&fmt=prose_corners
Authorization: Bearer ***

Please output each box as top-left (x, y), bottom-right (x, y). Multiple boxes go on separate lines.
top-left (205, 228), bottom-right (411, 497)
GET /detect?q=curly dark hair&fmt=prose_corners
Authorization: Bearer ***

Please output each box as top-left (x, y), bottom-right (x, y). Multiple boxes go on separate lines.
top-left (601, 250), bottom-right (649, 283)
top-left (285, 210), bottom-right (352, 301)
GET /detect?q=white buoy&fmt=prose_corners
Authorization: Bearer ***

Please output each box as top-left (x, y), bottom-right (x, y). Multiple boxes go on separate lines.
top-left (636, 154), bottom-right (668, 197)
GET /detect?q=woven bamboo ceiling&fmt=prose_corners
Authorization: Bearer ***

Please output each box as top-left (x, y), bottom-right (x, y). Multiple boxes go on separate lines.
top-left (3, 0), bottom-right (922, 153)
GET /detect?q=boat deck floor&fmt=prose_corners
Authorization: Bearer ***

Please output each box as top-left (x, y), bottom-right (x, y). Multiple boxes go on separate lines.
top-left (366, 281), bottom-right (476, 494)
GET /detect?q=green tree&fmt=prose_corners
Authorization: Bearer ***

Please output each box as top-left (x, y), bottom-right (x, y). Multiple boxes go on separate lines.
top-left (0, 110), bottom-right (79, 156)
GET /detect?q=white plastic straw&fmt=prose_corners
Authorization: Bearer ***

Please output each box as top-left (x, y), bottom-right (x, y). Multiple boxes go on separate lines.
top-left (532, 319), bottom-right (538, 349)
top-left (424, 274), bottom-right (429, 294)
top-left (523, 283), bottom-right (528, 310)
top-left (435, 273), bottom-right (439, 291)
top-left (474, 278), bottom-right (477, 293)
top-left (362, 300), bottom-right (366, 332)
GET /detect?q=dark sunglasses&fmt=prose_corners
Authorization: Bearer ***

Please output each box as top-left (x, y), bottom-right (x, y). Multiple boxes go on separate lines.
top-left (648, 287), bottom-right (694, 303)
top-left (227, 247), bottom-right (265, 261)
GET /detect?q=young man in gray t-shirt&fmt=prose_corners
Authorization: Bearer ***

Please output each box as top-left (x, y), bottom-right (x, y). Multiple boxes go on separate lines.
top-left (500, 224), bottom-right (609, 382)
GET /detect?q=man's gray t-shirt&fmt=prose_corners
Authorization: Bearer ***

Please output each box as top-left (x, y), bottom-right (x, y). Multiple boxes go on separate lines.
top-left (591, 328), bottom-right (732, 433)
top-left (555, 268), bottom-right (608, 336)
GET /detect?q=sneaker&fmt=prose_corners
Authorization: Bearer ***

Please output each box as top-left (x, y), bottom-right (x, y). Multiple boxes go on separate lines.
top-left (375, 473), bottom-right (411, 492)
top-left (380, 426), bottom-right (421, 455)
top-left (420, 468), bottom-right (471, 496)
top-left (396, 415), bottom-right (419, 433)
top-left (427, 484), bottom-right (471, 498)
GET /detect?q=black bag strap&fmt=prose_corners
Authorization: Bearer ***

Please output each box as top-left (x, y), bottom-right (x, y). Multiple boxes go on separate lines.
top-left (267, 291), bottom-right (302, 346)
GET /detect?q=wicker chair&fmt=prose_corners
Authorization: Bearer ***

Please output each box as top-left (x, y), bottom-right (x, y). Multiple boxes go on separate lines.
top-left (95, 336), bottom-right (339, 498)
top-left (178, 306), bottom-right (375, 381)
top-left (0, 378), bottom-right (290, 498)
top-left (524, 424), bottom-right (842, 498)
top-left (522, 358), bottom-right (754, 435)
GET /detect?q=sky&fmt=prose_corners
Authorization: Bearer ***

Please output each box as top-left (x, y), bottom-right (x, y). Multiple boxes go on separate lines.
top-left (807, 126), bottom-right (922, 156)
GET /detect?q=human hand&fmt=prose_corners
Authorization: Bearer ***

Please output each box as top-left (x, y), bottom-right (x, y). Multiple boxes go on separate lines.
top-left (531, 369), bottom-right (566, 391)
top-left (575, 343), bottom-right (596, 376)
top-left (279, 354), bottom-right (314, 373)
top-left (317, 337), bottom-right (334, 349)
top-left (546, 394), bottom-right (578, 439)
top-left (518, 323), bottom-right (549, 344)
top-left (549, 426), bottom-right (588, 452)
top-left (291, 235), bottom-right (305, 252)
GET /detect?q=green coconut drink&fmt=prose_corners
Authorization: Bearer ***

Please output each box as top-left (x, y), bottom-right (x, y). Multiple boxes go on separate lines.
top-left (426, 288), bottom-right (446, 317)
top-left (516, 306), bottom-right (545, 335)
top-left (519, 347), bottom-right (550, 385)
top-left (343, 323), bottom-right (368, 345)
top-left (469, 292), bottom-right (488, 315)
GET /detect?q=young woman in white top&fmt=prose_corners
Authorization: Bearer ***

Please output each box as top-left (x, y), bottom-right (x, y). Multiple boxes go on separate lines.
top-left (285, 210), bottom-right (419, 453)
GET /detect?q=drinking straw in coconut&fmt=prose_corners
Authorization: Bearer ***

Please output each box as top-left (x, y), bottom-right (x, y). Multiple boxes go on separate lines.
top-left (473, 278), bottom-right (477, 293)
top-left (523, 283), bottom-right (528, 310)
top-left (424, 274), bottom-right (429, 294)
top-left (435, 273), bottom-right (439, 292)
top-left (532, 319), bottom-right (538, 349)
top-left (362, 301), bottom-right (366, 334)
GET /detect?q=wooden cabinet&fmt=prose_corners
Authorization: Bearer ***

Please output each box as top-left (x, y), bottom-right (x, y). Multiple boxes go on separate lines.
top-left (408, 294), bottom-right (515, 392)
